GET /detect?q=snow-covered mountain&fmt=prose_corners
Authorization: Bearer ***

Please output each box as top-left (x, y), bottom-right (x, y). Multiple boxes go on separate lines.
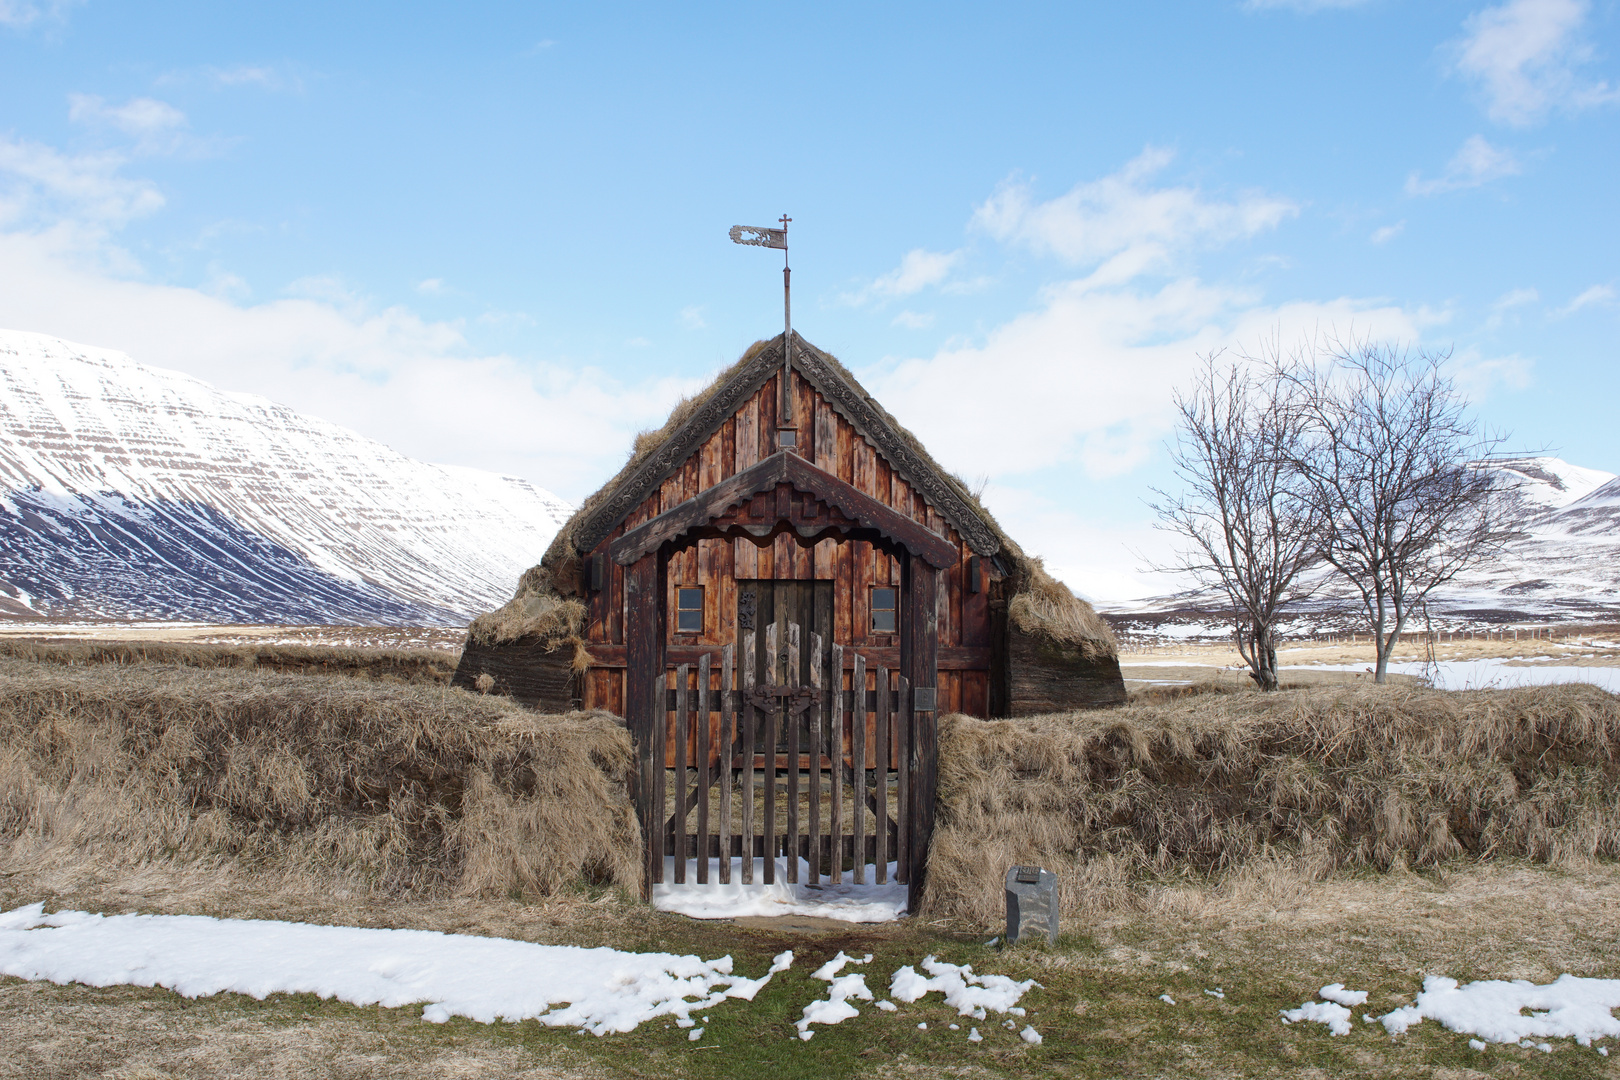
top-left (1106, 456), bottom-right (1620, 627)
top-left (1443, 458), bottom-right (1620, 620)
top-left (0, 329), bottom-right (572, 625)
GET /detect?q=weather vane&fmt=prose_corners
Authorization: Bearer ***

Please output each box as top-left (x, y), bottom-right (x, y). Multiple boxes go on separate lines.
top-left (730, 215), bottom-right (796, 432)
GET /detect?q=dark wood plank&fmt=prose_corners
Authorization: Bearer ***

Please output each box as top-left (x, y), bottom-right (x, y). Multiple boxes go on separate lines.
top-left (673, 663), bottom-right (688, 884)
top-left (897, 673), bottom-right (912, 889)
top-left (873, 661), bottom-right (889, 884)
top-left (893, 674), bottom-right (908, 885)
top-left (762, 621), bottom-right (779, 884)
top-left (785, 621), bottom-right (800, 885)
top-left (696, 652), bottom-right (711, 883)
top-left (736, 390), bottom-right (760, 471)
top-left (807, 630), bottom-right (822, 885)
top-left (740, 628), bottom-right (757, 884)
top-left (852, 653), bottom-right (867, 885)
top-left (594, 643), bottom-right (990, 671)
top-left (828, 641), bottom-right (843, 885)
top-left (624, 552), bottom-right (664, 898)
top-left (719, 643), bottom-right (733, 884)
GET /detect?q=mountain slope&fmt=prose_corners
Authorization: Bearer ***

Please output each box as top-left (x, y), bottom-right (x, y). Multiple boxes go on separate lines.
top-left (0, 329), bottom-right (572, 625)
top-left (1445, 465), bottom-right (1620, 619)
top-left (1107, 456), bottom-right (1620, 625)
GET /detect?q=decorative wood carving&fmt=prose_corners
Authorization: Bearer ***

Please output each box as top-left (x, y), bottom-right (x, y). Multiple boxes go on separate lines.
top-left (571, 333), bottom-right (1001, 558)
top-left (608, 451), bottom-right (959, 569)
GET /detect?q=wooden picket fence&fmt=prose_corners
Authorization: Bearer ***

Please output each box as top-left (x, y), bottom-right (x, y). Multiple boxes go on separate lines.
top-left (643, 620), bottom-right (920, 888)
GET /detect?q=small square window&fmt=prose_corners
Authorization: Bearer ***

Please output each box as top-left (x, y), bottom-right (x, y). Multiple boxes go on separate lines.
top-left (676, 586), bottom-right (704, 633)
top-left (870, 586), bottom-right (898, 634)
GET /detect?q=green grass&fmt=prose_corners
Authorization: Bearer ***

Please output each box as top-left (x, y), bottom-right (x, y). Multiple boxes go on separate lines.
top-left (13, 917), bottom-right (1614, 1080)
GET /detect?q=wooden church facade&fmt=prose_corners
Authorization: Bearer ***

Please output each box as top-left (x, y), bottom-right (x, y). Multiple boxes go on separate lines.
top-left (455, 333), bottom-right (1124, 901)
top-left (574, 337), bottom-right (1004, 722)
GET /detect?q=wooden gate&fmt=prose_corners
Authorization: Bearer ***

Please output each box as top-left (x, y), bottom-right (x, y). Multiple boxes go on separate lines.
top-left (640, 619), bottom-right (931, 904)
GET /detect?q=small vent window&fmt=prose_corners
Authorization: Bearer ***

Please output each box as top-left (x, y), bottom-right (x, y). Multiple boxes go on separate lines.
top-left (676, 586), bottom-right (704, 633)
top-left (870, 586), bottom-right (898, 634)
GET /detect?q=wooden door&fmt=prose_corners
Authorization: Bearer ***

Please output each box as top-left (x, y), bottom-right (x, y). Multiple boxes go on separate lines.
top-left (737, 579), bottom-right (832, 746)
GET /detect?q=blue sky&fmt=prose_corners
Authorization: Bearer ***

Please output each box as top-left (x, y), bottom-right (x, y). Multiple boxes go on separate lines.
top-left (1, 1), bottom-right (1615, 602)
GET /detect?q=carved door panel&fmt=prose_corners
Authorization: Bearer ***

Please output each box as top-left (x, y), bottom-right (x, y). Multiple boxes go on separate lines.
top-left (737, 579), bottom-right (832, 748)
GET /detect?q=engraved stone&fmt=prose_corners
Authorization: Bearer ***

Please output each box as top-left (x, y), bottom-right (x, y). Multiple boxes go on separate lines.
top-left (1005, 865), bottom-right (1058, 946)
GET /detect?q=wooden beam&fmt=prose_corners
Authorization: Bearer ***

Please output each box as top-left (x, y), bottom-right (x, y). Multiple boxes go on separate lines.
top-left (624, 551), bottom-right (665, 900)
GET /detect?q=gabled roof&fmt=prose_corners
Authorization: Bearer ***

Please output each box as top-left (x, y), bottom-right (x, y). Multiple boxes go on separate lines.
top-left (566, 333), bottom-right (1001, 559)
top-left (608, 450), bottom-right (961, 568)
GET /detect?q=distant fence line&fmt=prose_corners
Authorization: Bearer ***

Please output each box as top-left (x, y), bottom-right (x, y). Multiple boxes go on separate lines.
top-left (1115, 626), bottom-right (1613, 653)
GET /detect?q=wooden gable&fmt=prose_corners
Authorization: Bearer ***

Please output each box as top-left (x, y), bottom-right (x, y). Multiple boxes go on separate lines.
top-left (575, 334), bottom-right (1003, 721)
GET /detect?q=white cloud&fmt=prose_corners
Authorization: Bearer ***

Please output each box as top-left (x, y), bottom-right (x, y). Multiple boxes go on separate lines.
top-left (1485, 285), bottom-right (1539, 329)
top-left (891, 310), bottom-right (934, 329)
top-left (0, 226), bottom-right (693, 499)
top-left (1555, 283), bottom-right (1616, 316)
top-left (1451, 347), bottom-right (1535, 396)
top-left (865, 279), bottom-right (1422, 480)
top-left (679, 305), bottom-right (706, 330)
top-left (1452, 0), bottom-right (1620, 126)
top-left (66, 93), bottom-right (216, 157)
top-left (971, 147), bottom-right (1297, 278)
top-left (416, 278), bottom-right (446, 294)
top-left (68, 94), bottom-right (187, 137)
top-left (868, 249), bottom-right (960, 298)
top-left (1369, 220), bottom-right (1405, 244)
top-left (0, 136), bottom-right (164, 225)
top-left (210, 65), bottom-right (290, 89)
top-left (0, 0), bottom-right (77, 28)
top-left (1405, 135), bottom-right (1521, 195)
top-left (1494, 286), bottom-right (1540, 309)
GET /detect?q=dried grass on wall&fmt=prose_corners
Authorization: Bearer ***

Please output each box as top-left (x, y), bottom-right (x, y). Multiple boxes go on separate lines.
top-left (0, 658), bottom-right (641, 900)
top-left (0, 638), bottom-right (459, 684)
top-left (925, 683), bottom-right (1620, 926)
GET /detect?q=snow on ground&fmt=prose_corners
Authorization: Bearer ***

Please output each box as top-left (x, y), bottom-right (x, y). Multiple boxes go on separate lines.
top-left (1283, 974), bottom-right (1620, 1051)
top-left (796, 954), bottom-right (876, 1040)
top-left (652, 857), bottom-right (907, 922)
top-left (0, 903), bottom-right (780, 1034)
top-left (1379, 974), bottom-right (1620, 1046)
top-left (889, 956), bottom-right (1039, 1020)
top-left (1, 905), bottom-right (1052, 1051)
top-left (1303, 659), bottom-right (1620, 693)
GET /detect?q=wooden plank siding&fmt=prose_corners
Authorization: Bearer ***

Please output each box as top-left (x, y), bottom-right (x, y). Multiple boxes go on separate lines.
top-left (579, 372), bottom-right (993, 720)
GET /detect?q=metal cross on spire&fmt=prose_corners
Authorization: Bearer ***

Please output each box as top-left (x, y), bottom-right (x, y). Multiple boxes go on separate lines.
top-left (730, 215), bottom-right (797, 437)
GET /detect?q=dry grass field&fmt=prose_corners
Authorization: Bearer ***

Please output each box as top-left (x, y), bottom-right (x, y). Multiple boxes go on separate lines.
top-left (5, 643), bottom-right (1620, 1078)
top-left (1118, 631), bottom-right (1620, 693)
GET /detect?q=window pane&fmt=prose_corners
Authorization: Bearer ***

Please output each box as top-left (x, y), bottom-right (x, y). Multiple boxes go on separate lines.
top-left (871, 587), bottom-right (897, 634)
top-left (676, 587), bottom-right (702, 633)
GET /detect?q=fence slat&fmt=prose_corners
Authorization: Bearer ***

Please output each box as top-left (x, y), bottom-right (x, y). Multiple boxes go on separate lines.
top-left (786, 623), bottom-right (801, 885)
top-left (895, 672), bottom-right (910, 885)
top-left (740, 629), bottom-right (756, 885)
top-left (828, 642), bottom-right (843, 885)
top-left (874, 660), bottom-right (889, 884)
top-left (673, 663), bottom-right (688, 884)
top-left (762, 622), bottom-right (779, 885)
top-left (853, 656), bottom-right (869, 885)
top-left (807, 631), bottom-right (823, 886)
top-left (719, 643), bottom-right (733, 885)
top-left (696, 652), bottom-right (711, 884)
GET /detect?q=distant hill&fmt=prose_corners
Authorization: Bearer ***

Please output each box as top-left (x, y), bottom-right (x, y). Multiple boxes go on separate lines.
top-left (0, 329), bottom-right (572, 625)
top-left (1444, 457), bottom-right (1620, 621)
top-left (1107, 455), bottom-right (1620, 629)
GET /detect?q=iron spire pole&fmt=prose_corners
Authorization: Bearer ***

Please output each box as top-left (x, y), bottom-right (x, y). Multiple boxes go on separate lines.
top-left (780, 214), bottom-right (792, 425)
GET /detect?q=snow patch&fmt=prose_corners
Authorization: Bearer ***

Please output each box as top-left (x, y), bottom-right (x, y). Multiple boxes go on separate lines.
top-left (0, 904), bottom-right (774, 1034)
top-left (652, 858), bottom-right (907, 923)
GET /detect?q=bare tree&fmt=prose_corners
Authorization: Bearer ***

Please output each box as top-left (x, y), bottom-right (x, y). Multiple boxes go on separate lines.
top-left (1152, 351), bottom-right (1321, 690)
top-left (1284, 339), bottom-right (1514, 683)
